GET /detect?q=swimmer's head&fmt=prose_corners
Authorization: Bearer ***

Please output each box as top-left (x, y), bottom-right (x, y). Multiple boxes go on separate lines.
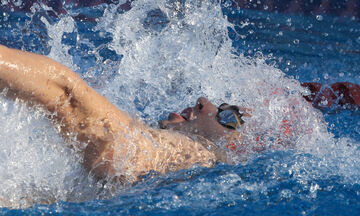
top-left (159, 97), bottom-right (251, 143)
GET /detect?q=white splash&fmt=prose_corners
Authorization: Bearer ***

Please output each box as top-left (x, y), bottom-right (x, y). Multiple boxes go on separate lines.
top-left (40, 15), bottom-right (76, 69)
top-left (94, 0), bottom-right (360, 181)
top-left (94, 0), bottom-right (328, 155)
top-left (0, 97), bottom-right (96, 208)
top-left (0, 0), bottom-right (358, 209)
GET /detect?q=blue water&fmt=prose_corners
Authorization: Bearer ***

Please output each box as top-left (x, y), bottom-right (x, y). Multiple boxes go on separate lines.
top-left (1, 1), bottom-right (360, 215)
top-left (224, 7), bottom-right (360, 142)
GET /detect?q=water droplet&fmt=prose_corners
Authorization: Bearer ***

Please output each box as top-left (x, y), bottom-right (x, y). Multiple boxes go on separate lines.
top-left (310, 183), bottom-right (320, 193)
top-left (324, 73), bottom-right (329, 80)
top-left (316, 15), bottom-right (323, 21)
top-left (223, 0), bottom-right (232, 7)
top-left (286, 18), bottom-right (292, 26)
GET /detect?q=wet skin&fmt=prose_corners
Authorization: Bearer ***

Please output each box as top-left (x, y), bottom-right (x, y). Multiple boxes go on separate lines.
top-left (0, 45), bottom-right (227, 184)
top-left (0, 44), bottom-right (252, 187)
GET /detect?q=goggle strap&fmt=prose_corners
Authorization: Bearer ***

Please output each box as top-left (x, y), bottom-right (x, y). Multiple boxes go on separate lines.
top-left (232, 110), bottom-right (244, 126)
top-left (227, 105), bottom-right (245, 125)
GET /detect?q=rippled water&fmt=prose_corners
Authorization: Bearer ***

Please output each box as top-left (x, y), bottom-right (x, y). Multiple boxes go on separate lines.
top-left (0, 0), bottom-right (359, 215)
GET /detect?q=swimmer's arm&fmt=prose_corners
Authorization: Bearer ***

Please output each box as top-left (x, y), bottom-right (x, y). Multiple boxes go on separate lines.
top-left (0, 44), bottom-right (135, 178)
top-left (0, 45), bottom-right (130, 119)
top-left (0, 45), bottom-right (217, 181)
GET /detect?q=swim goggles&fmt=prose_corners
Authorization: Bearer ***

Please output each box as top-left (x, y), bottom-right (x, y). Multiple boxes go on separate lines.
top-left (216, 103), bottom-right (245, 130)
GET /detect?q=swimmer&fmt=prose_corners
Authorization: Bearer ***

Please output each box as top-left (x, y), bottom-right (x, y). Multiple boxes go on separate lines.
top-left (0, 44), bottom-right (242, 184)
top-left (0, 44), bottom-right (359, 184)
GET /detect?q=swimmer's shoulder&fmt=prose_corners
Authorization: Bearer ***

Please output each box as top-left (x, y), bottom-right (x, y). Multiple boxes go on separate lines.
top-left (111, 122), bottom-right (218, 182)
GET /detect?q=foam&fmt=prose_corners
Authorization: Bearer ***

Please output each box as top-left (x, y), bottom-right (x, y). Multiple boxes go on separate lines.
top-left (0, 97), bottom-right (97, 208)
top-left (0, 0), bottom-right (359, 208)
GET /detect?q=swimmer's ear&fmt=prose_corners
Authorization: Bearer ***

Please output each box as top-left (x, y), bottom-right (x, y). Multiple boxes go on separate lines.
top-left (237, 106), bottom-right (252, 118)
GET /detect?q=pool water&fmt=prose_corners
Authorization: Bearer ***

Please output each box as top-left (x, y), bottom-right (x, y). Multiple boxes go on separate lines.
top-left (0, 0), bottom-right (360, 215)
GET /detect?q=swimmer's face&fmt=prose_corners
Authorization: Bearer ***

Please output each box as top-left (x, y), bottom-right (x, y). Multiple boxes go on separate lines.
top-left (159, 97), bottom-right (250, 143)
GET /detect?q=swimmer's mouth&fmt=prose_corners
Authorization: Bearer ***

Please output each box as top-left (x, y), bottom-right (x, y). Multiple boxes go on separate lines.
top-left (159, 107), bottom-right (193, 129)
top-left (169, 107), bottom-right (193, 121)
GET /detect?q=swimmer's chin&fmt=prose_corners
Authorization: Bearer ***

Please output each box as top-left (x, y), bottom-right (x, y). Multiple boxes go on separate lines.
top-left (158, 120), bottom-right (182, 130)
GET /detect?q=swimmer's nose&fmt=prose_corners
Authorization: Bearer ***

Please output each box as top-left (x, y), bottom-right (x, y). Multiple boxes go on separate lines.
top-left (195, 97), bottom-right (217, 114)
top-left (195, 97), bottom-right (208, 111)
